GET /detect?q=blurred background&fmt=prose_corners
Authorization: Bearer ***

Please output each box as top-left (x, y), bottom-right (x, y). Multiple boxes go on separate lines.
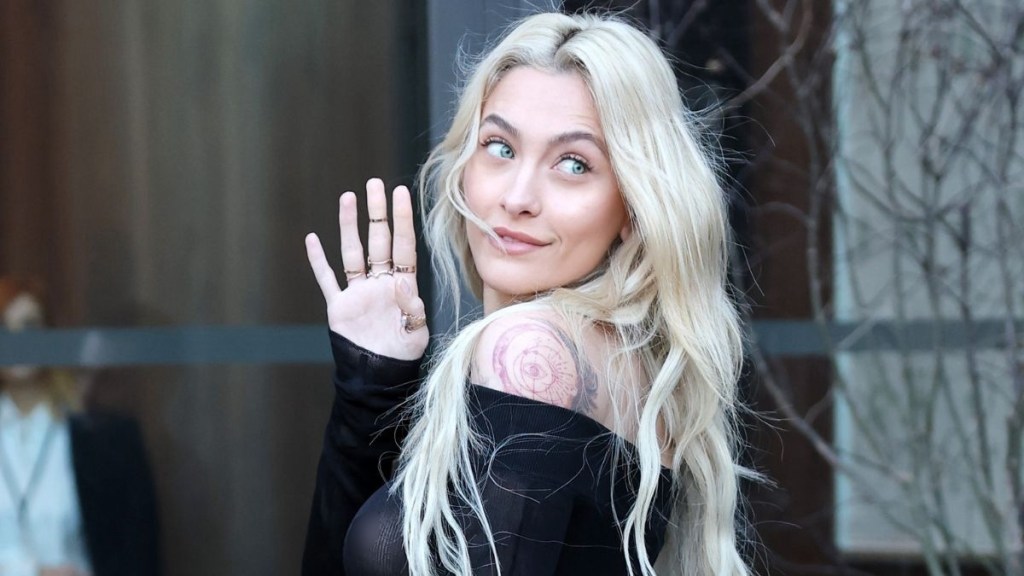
top-left (1, 1), bottom-right (1021, 575)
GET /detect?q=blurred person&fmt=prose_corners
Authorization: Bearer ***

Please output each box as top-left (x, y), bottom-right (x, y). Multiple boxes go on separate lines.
top-left (0, 277), bottom-right (160, 576)
top-left (303, 11), bottom-right (752, 576)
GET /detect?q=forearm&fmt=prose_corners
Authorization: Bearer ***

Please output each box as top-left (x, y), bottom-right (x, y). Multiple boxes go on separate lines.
top-left (302, 330), bottom-right (421, 576)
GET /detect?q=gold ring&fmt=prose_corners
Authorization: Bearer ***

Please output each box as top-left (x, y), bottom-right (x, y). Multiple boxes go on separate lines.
top-left (393, 264), bottom-right (416, 274)
top-left (402, 312), bottom-right (427, 333)
top-left (344, 269), bottom-right (365, 281)
top-left (369, 217), bottom-right (388, 223)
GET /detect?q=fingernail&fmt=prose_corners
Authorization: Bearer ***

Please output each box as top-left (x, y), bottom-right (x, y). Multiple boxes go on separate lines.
top-left (399, 278), bottom-right (412, 296)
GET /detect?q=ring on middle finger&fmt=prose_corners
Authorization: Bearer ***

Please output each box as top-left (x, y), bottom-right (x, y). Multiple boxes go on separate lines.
top-left (367, 258), bottom-right (393, 279)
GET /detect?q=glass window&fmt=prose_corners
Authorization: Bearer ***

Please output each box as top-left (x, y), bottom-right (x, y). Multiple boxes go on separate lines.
top-left (832, 0), bottom-right (1023, 561)
top-left (1, 2), bottom-right (426, 574)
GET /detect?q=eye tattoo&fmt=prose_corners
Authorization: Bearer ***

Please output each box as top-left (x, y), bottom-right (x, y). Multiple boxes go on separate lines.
top-left (492, 319), bottom-right (599, 415)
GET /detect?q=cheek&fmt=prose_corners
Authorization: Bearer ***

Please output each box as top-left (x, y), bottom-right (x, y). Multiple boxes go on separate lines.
top-left (575, 196), bottom-right (627, 244)
top-left (464, 218), bottom-right (482, 248)
top-left (462, 160), bottom-right (485, 211)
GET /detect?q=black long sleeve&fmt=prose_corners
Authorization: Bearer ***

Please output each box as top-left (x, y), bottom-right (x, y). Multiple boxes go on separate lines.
top-left (71, 414), bottom-right (161, 576)
top-left (341, 385), bottom-right (674, 576)
top-left (304, 333), bottom-right (673, 576)
top-left (457, 385), bottom-right (673, 575)
top-left (302, 331), bottom-right (422, 576)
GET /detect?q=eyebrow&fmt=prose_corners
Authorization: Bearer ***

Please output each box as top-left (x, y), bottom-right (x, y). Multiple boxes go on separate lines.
top-left (480, 113), bottom-right (608, 154)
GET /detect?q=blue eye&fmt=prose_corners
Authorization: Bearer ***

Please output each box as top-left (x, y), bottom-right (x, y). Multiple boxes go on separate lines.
top-left (556, 156), bottom-right (589, 175)
top-left (485, 141), bottom-right (514, 159)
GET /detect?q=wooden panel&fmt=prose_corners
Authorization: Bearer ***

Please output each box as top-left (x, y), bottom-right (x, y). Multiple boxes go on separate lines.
top-left (3, 1), bottom-right (426, 574)
top-left (0, 1), bottom-right (73, 321)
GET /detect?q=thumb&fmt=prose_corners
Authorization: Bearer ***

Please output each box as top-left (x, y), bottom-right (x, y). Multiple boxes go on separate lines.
top-left (395, 278), bottom-right (427, 328)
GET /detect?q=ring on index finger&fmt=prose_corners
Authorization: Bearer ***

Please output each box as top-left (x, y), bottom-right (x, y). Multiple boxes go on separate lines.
top-left (345, 269), bottom-right (366, 281)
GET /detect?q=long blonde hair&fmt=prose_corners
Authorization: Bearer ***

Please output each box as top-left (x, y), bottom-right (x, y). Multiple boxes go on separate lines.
top-left (396, 12), bottom-right (750, 576)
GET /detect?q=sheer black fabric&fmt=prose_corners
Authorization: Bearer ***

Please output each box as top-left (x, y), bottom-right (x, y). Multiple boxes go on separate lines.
top-left (303, 332), bottom-right (674, 576)
top-left (302, 331), bottom-right (422, 576)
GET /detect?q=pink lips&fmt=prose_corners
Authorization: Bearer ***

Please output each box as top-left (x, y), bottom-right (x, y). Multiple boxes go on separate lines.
top-left (490, 226), bottom-right (548, 255)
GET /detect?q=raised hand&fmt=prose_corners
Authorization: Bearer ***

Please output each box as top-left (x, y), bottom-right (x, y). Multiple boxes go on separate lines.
top-left (305, 178), bottom-right (428, 361)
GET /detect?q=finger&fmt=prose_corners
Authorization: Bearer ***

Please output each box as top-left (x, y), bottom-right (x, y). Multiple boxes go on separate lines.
top-left (391, 185), bottom-right (418, 296)
top-left (395, 278), bottom-right (427, 332)
top-left (365, 178), bottom-right (392, 274)
top-left (338, 192), bottom-right (366, 282)
top-left (305, 233), bottom-right (342, 299)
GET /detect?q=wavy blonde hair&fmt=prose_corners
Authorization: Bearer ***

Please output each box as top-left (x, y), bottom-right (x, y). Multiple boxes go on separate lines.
top-left (395, 12), bottom-right (750, 576)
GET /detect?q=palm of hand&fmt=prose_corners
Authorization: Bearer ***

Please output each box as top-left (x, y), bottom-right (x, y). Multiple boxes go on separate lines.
top-left (307, 179), bottom-right (428, 361)
top-left (324, 273), bottom-right (427, 360)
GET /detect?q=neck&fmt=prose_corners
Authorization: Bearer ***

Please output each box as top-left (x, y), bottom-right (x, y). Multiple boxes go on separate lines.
top-left (3, 380), bottom-right (48, 416)
top-left (482, 287), bottom-right (520, 315)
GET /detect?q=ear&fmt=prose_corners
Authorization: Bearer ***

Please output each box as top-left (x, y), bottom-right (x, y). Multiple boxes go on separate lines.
top-left (619, 218), bottom-right (633, 242)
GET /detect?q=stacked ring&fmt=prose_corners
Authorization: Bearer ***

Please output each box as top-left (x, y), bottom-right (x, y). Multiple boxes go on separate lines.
top-left (366, 258), bottom-right (393, 279)
top-left (402, 312), bottom-right (427, 333)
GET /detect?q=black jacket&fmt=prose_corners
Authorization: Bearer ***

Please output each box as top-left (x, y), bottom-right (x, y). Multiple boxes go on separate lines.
top-left (70, 412), bottom-right (160, 576)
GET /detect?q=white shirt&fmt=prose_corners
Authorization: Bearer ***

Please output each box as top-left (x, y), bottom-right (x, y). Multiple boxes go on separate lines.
top-left (0, 395), bottom-right (92, 576)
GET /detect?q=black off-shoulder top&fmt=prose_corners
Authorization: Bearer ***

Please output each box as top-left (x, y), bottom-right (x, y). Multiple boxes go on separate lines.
top-left (302, 331), bottom-right (674, 576)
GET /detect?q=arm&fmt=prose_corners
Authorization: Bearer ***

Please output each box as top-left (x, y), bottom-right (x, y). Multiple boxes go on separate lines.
top-left (301, 331), bottom-right (421, 576)
top-left (465, 313), bottom-right (651, 574)
top-left (472, 312), bottom-right (608, 425)
top-left (459, 384), bottom-right (646, 576)
top-left (301, 179), bottom-right (428, 576)
top-left (464, 474), bottom-right (576, 575)
top-left (467, 457), bottom-right (674, 576)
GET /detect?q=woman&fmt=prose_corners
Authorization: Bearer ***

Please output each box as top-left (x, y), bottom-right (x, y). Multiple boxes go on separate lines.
top-left (303, 12), bottom-right (749, 576)
top-left (0, 277), bottom-right (160, 576)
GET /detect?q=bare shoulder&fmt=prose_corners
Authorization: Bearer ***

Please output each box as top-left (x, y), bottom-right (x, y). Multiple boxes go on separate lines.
top-left (471, 310), bottom-right (610, 420)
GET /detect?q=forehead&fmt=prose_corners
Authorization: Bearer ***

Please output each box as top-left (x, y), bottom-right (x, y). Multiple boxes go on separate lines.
top-left (481, 67), bottom-right (603, 135)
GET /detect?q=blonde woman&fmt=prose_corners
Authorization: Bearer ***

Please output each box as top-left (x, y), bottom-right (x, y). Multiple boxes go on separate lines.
top-left (0, 277), bottom-right (160, 576)
top-left (303, 11), bottom-right (748, 576)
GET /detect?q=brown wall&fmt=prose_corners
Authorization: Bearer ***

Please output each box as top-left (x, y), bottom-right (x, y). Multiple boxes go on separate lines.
top-left (1, 2), bottom-right (423, 574)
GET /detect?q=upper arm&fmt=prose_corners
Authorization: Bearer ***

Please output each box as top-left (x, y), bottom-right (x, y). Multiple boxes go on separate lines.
top-left (472, 313), bottom-right (603, 419)
top-left (466, 473), bottom-right (576, 575)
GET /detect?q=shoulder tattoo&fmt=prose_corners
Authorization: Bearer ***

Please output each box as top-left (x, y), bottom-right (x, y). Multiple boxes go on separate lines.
top-left (491, 319), bottom-right (599, 415)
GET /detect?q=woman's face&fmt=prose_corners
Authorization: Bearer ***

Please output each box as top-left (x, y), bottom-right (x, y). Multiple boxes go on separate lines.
top-left (1, 293), bottom-right (45, 382)
top-left (463, 67), bottom-right (629, 313)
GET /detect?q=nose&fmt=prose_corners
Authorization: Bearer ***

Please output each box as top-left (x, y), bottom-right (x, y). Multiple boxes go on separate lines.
top-left (500, 164), bottom-right (541, 216)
